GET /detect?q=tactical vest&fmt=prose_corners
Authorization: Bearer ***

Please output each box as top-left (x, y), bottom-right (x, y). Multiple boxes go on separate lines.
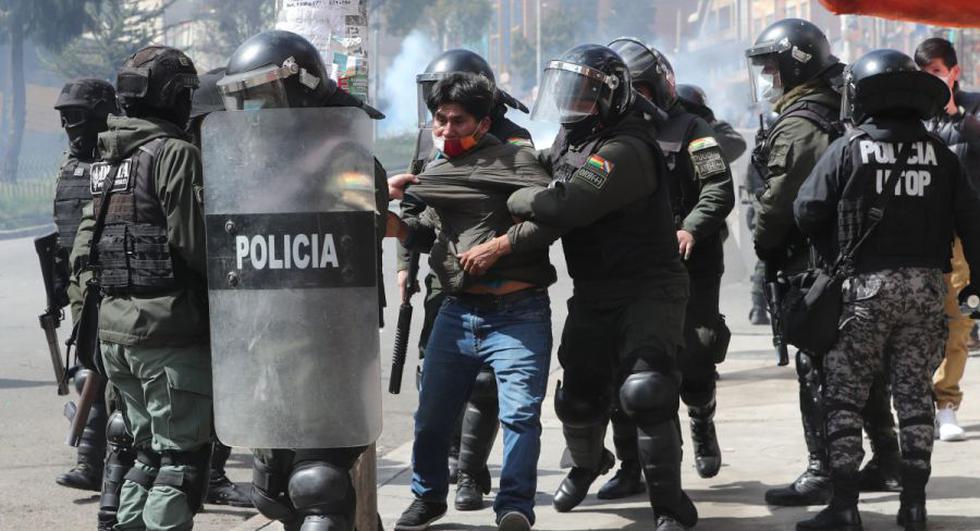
top-left (549, 121), bottom-right (679, 284)
top-left (90, 137), bottom-right (181, 294)
top-left (53, 156), bottom-right (93, 253)
top-left (751, 98), bottom-right (845, 185)
top-left (837, 128), bottom-right (954, 272)
top-left (656, 110), bottom-right (699, 227)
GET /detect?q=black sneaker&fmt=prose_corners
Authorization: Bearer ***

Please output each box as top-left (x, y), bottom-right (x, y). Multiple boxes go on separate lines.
top-left (497, 511), bottom-right (531, 531)
top-left (394, 499), bottom-right (447, 531)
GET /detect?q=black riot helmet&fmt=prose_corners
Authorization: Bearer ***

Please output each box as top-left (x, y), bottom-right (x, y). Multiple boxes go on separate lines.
top-left (532, 44), bottom-right (633, 127)
top-left (117, 46), bottom-right (199, 129)
top-left (745, 18), bottom-right (839, 103)
top-left (54, 78), bottom-right (119, 158)
top-left (416, 49), bottom-right (528, 127)
top-left (219, 30), bottom-right (337, 110)
top-left (608, 38), bottom-right (676, 110)
top-left (841, 49), bottom-right (949, 124)
top-left (676, 84), bottom-right (706, 108)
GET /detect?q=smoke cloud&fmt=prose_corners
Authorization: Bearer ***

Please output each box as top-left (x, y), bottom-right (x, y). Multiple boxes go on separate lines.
top-left (378, 30), bottom-right (438, 137)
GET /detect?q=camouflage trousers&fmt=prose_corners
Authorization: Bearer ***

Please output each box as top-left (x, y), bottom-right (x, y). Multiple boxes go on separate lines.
top-left (824, 268), bottom-right (946, 481)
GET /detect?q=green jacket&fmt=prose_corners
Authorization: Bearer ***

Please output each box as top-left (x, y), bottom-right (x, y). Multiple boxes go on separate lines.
top-left (402, 134), bottom-right (559, 292)
top-left (753, 81), bottom-right (841, 271)
top-left (72, 116), bottom-right (208, 347)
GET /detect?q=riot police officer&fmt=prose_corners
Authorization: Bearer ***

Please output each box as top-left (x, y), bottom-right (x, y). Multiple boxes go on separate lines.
top-left (793, 48), bottom-right (980, 531)
top-left (675, 83), bottom-right (748, 163)
top-left (595, 38), bottom-right (733, 500)
top-left (396, 48), bottom-right (533, 512)
top-left (746, 19), bottom-right (902, 506)
top-left (507, 44), bottom-right (697, 531)
top-left (215, 30), bottom-right (387, 531)
top-left (51, 78), bottom-right (117, 493)
top-left (70, 45), bottom-right (211, 530)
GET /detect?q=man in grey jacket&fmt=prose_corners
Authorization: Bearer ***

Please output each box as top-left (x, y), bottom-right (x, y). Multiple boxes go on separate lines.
top-left (387, 72), bottom-right (560, 531)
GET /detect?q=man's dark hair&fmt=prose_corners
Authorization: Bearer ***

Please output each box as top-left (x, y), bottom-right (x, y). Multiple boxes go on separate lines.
top-left (425, 72), bottom-right (495, 122)
top-left (915, 37), bottom-right (958, 69)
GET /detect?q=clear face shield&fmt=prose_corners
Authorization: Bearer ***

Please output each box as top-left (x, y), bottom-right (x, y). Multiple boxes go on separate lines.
top-left (531, 61), bottom-right (615, 124)
top-left (217, 57), bottom-right (320, 111)
top-left (747, 54), bottom-right (784, 104)
top-left (416, 78), bottom-right (437, 128)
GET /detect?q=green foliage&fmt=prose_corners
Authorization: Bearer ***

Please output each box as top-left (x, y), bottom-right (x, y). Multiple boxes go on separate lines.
top-left (0, 0), bottom-right (99, 51)
top-left (39, 0), bottom-right (174, 81)
top-left (194, 0), bottom-right (276, 63)
top-left (540, 0), bottom-right (592, 60)
top-left (510, 33), bottom-right (536, 92)
top-left (379, 0), bottom-right (492, 46)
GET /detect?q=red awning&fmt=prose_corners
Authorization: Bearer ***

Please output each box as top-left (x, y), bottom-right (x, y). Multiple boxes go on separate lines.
top-left (820, 0), bottom-right (980, 28)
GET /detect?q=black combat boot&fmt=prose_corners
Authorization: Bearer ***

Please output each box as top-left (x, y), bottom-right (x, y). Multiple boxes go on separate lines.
top-left (896, 466), bottom-right (929, 531)
top-left (796, 473), bottom-right (862, 531)
top-left (765, 456), bottom-right (833, 506)
top-left (689, 398), bottom-right (722, 478)
top-left (455, 468), bottom-right (491, 511)
top-left (597, 459), bottom-right (645, 499)
top-left (205, 442), bottom-right (253, 507)
top-left (858, 452), bottom-right (902, 492)
top-left (57, 380), bottom-right (108, 492)
top-left (553, 449), bottom-right (614, 512)
top-left (770, 356), bottom-right (833, 506)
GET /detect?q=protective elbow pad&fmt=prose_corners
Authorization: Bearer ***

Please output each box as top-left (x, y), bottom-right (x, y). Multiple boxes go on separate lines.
top-left (619, 371), bottom-right (679, 425)
top-left (554, 380), bottom-right (608, 428)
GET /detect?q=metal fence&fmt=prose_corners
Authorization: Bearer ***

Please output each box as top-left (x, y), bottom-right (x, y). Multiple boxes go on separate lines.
top-left (0, 178), bottom-right (56, 231)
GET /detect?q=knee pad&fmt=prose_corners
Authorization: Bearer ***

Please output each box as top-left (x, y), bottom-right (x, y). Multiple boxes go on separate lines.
top-left (156, 445), bottom-right (212, 514)
top-left (100, 419), bottom-right (136, 520)
top-left (123, 449), bottom-right (160, 492)
top-left (288, 462), bottom-right (353, 517)
top-left (252, 456), bottom-right (296, 522)
top-left (554, 380), bottom-right (609, 428)
top-left (73, 368), bottom-right (94, 395)
top-left (619, 371), bottom-right (679, 425)
top-left (469, 367), bottom-right (498, 403)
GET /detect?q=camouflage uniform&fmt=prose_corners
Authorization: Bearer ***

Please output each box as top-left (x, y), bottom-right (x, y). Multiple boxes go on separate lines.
top-left (824, 269), bottom-right (946, 481)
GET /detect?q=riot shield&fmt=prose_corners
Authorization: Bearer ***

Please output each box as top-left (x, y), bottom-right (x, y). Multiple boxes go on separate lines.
top-left (202, 107), bottom-right (381, 448)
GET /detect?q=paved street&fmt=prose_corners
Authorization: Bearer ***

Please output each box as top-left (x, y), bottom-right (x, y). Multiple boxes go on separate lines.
top-left (2, 229), bottom-right (979, 530)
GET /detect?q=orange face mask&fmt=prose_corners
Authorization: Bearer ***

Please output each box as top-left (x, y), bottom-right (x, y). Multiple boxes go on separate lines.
top-left (433, 131), bottom-right (480, 158)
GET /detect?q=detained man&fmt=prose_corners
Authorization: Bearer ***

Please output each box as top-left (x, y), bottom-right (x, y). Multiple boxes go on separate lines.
top-left (386, 72), bottom-right (561, 531)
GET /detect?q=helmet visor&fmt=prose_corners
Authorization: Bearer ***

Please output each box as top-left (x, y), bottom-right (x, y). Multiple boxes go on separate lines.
top-left (60, 108), bottom-right (89, 129)
top-left (747, 54), bottom-right (783, 104)
top-left (531, 61), bottom-right (610, 124)
top-left (218, 64), bottom-right (291, 110)
top-left (415, 76), bottom-right (443, 128)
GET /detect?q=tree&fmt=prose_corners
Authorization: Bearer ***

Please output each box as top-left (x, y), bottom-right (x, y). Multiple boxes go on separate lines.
top-left (377, 0), bottom-right (491, 49)
top-left (40, 0), bottom-right (176, 82)
top-left (510, 33), bottom-right (536, 93)
top-left (0, 0), bottom-right (100, 182)
top-left (540, 0), bottom-right (592, 60)
top-left (194, 0), bottom-right (275, 65)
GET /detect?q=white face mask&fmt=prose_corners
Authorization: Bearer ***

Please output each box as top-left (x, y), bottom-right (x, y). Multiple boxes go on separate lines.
top-left (760, 72), bottom-right (784, 103)
top-left (431, 130), bottom-right (445, 153)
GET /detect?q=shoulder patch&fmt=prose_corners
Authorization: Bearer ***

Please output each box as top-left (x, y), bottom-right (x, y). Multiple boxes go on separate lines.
top-left (688, 138), bottom-right (726, 179)
top-left (507, 137), bottom-right (534, 148)
top-left (687, 136), bottom-right (719, 152)
top-left (89, 159), bottom-right (134, 195)
top-left (573, 154), bottom-right (615, 189)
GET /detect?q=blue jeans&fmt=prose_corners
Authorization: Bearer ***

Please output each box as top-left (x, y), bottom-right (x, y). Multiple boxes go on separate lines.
top-left (410, 290), bottom-right (552, 523)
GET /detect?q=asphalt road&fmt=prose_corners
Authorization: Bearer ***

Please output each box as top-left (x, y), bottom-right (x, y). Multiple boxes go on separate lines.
top-left (0, 230), bottom-right (586, 530)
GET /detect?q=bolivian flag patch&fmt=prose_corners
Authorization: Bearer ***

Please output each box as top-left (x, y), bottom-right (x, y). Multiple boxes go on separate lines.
top-left (688, 136), bottom-right (726, 178)
top-left (587, 154), bottom-right (613, 173)
top-left (574, 154), bottom-right (614, 189)
top-left (507, 137), bottom-right (535, 148)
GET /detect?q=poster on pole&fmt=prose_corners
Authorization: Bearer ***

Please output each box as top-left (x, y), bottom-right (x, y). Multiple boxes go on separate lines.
top-left (276, 0), bottom-right (370, 101)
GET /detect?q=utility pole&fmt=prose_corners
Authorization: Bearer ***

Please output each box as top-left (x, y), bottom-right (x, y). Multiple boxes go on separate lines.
top-left (275, 2), bottom-right (379, 530)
